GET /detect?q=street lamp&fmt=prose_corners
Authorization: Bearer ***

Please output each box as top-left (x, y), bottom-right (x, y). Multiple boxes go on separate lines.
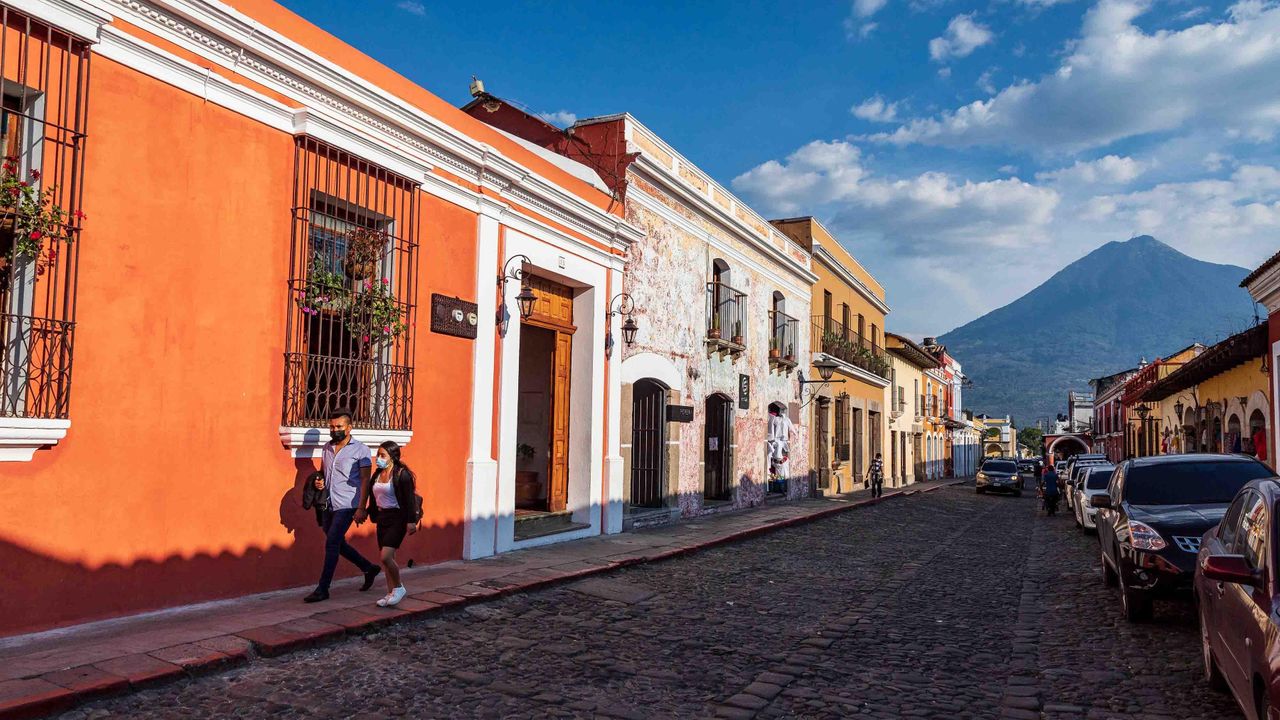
top-left (1135, 404), bottom-right (1150, 420)
top-left (1174, 400), bottom-right (1184, 420)
top-left (604, 293), bottom-right (639, 360)
top-left (798, 358), bottom-right (844, 407)
top-left (496, 254), bottom-right (536, 329)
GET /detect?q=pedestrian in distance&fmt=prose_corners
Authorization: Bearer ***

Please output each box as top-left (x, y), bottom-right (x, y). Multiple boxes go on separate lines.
top-left (304, 409), bottom-right (381, 603)
top-left (869, 453), bottom-right (885, 499)
top-left (1041, 463), bottom-right (1060, 516)
top-left (367, 440), bottom-right (422, 607)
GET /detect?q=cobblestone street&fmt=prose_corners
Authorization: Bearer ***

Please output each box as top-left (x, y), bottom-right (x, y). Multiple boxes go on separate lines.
top-left (59, 487), bottom-right (1244, 719)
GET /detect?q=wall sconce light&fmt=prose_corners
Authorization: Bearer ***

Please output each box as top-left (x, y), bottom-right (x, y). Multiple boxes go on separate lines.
top-left (798, 359), bottom-right (845, 408)
top-left (1135, 404), bottom-right (1150, 420)
top-left (1237, 395), bottom-right (1249, 408)
top-left (496, 254), bottom-right (536, 331)
top-left (1173, 400), bottom-right (1184, 419)
top-left (604, 293), bottom-right (638, 360)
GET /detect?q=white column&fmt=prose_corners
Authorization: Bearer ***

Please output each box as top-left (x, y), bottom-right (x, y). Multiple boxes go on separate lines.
top-left (462, 202), bottom-right (504, 560)
top-left (603, 265), bottom-right (625, 534)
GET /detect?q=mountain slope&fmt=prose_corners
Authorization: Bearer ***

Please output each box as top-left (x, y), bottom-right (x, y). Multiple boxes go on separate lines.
top-left (937, 236), bottom-right (1258, 427)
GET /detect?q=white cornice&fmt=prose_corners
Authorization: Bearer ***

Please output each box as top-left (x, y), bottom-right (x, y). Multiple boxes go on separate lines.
top-left (7, 0), bottom-right (113, 41)
top-left (279, 426), bottom-right (412, 459)
top-left (630, 154), bottom-right (816, 287)
top-left (0, 417), bottom-right (71, 461)
top-left (99, 0), bottom-right (641, 251)
top-left (813, 244), bottom-right (891, 315)
top-left (1245, 259), bottom-right (1280, 314)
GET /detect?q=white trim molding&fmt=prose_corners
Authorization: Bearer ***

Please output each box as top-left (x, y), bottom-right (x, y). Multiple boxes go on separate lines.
top-left (6, 0), bottom-right (114, 42)
top-left (278, 426), bottom-right (412, 459)
top-left (0, 417), bottom-right (71, 462)
top-left (1245, 259), bottom-right (1280, 313)
top-left (620, 351), bottom-right (684, 392)
top-left (812, 244), bottom-right (891, 315)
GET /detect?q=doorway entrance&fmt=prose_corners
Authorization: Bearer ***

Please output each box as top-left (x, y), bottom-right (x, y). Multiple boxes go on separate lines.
top-left (705, 393), bottom-right (734, 502)
top-left (514, 276), bottom-right (574, 515)
top-left (630, 379), bottom-right (668, 508)
top-left (814, 398), bottom-right (830, 491)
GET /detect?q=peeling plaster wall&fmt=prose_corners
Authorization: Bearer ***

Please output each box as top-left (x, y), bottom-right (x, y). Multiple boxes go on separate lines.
top-left (621, 174), bottom-right (813, 516)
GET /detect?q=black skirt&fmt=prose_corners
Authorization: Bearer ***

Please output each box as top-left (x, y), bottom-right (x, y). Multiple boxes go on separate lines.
top-left (375, 507), bottom-right (408, 548)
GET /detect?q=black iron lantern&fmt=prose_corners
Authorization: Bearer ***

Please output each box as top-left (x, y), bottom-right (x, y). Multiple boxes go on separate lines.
top-left (1174, 400), bottom-right (1184, 419)
top-left (515, 284), bottom-right (537, 321)
top-left (813, 357), bottom-right (838, 382)
top-left (1135, 404), bottom-right (1150, 420)
top-left (605, 293), bottom-right (638, 360)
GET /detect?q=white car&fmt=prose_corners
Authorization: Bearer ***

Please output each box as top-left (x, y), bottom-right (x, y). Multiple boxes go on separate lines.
top-left (1073, 464), bottom-right (1115, 531)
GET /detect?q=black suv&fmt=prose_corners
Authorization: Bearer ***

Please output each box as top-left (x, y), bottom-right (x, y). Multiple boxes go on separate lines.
top-left (1093, 454), bottom-right (1274, 622)
top-left (976, 458), bottom-right (1021, 496)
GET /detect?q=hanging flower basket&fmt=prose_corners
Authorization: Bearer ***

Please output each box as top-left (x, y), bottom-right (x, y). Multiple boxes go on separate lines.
top-left (346, 277), bottom-right (407, 345)
top-left (343, 227), bottom-right (389, 280)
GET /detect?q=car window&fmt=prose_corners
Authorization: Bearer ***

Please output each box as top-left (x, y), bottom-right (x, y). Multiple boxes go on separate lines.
top-left (1236, 492), bottom-right (1268, 570)
top-left (1123, 460), bottom-right (1273, 505)
top-left (1085, 468), bottom-right (1114, 490)
top-left (1110, 464), bottom-right (1125, 504)
top-left (1218, 493), bottom-right (1248, 549)
top-left (983, 461), bottom-right (1017, 473)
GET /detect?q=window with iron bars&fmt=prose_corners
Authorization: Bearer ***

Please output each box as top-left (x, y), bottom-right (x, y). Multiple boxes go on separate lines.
top-left (0, 9), bottom-right (89, 421)
top-left (834, 395), bottom-right (850, 462)
top-left (282, 138), bottom-right (418, 431)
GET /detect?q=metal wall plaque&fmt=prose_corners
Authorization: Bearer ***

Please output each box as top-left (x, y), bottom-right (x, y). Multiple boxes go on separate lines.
top-left (738, 374), bottom-right (750, 410)
top-left (667, 404), bottom-right (694, 423)
top-left (430, 294), bottom-right (479, 339)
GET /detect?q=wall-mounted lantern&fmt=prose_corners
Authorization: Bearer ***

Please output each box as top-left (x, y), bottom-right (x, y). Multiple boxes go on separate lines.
top-left (496, 255), bottom-right (536, 332)
top-left (605, 292), bottom-right (638, 359)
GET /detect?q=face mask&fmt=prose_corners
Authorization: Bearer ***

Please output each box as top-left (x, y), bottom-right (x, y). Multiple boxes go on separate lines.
top-left (376, 457), bottom-right (390, 469)
top-left (330, 430), bottom-right (346, 442)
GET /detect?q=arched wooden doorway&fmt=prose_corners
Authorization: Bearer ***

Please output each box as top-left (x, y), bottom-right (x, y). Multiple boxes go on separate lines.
top-left (705, 393), bottom-right (734, 502)
top-left (630, 379), bottom-right (668, 508)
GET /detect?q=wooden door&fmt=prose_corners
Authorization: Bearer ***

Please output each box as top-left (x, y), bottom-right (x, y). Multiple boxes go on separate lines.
top-left (548, 329), bottom-right (572, 512)
top-left (705, 394), bottom-right (733, 501)
top-left (814, 399), bottom-right (830, 490)
top-left (852, 408), bottom-right (863, 482)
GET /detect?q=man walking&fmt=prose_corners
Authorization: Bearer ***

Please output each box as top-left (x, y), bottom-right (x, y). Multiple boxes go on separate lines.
top-left (869, 452), bottom-right (885, 499)
top-left (304, 409), bottom-right (380, 603)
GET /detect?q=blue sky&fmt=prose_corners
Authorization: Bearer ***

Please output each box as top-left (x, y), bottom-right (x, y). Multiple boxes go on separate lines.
top-left (279, 0), bottom-right (1280, 337)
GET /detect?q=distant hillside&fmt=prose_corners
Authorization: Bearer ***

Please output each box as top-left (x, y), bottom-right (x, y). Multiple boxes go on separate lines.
top-left (938, 236), bottom-right (1258, 426)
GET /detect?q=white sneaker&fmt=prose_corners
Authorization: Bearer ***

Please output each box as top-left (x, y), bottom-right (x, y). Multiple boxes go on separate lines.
top-left (376, 593), bottom-right (393, 607)
top-left (386, 586), bottom-right (407, 606)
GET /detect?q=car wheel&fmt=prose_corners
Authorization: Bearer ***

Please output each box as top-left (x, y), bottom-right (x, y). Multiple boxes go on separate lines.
top-left (1200, 603), bottom-right (1228, 692)
top-left (1120, 574), bottom-right (1154, 622)
top-left (1014, 489), bottom-right (1022, 497)
top-left (1101, 545), bottom-right (1118, 587)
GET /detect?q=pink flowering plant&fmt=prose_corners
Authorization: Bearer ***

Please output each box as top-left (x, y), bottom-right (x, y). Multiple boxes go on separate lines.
top-left (0, 155), bottom-right (76, 277)
top-left (297, 256), bottom-right (406, 344)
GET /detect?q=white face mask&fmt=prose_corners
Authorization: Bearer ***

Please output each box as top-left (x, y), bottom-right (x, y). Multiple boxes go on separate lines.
top-left (376, 457), bottom-right (390, 469)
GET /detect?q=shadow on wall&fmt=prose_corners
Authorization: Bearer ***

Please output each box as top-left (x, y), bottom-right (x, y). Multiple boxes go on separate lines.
top-left (0, 460), bottom-right (462, 638)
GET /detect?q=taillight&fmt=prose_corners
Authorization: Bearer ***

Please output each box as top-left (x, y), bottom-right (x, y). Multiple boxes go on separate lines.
top-left (1127, 521), bottom-right (1167, 551)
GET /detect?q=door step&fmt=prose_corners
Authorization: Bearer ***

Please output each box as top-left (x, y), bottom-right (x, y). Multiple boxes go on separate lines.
top-left (514, 511), bottom-right (588, 541)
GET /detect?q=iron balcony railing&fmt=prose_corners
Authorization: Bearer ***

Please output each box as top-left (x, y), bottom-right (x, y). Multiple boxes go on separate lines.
top-left (706, 281), bottom-right (746, 344)
top-left (0, 314), bottom-right (73, 418)
top-left (769, 309), bottom-right (798, 361)
top-left (812, 316), bottom-right (890, 380)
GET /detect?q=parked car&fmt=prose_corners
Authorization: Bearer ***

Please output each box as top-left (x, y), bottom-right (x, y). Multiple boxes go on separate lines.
top-left (1055, 460), bottom-right (1068, 479)
top-left (1016, 460), bottom-right (1040, 490)
top-left (1073, 464), bottom-right (1114, 531)
top-left (976, 458), bottom-right (1022, 496)
top-left (1094, 454), bottom-right (1274, 622)
top-left (1064, 454), bottom-right (1109, 511)
top-left (1195, 476), bottom-right (1280, 720)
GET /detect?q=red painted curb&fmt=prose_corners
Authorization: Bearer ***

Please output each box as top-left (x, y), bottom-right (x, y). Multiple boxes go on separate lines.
top-left (5, 480), bottom-right (961, 719)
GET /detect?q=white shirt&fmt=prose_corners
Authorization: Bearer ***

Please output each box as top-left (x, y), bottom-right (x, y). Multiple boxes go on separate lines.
top-left (371, 479), bottom-right (399, 510)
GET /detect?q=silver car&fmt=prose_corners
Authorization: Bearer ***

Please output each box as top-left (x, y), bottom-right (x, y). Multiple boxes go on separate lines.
top-left (1072, 464), bottom-right (1114, 531)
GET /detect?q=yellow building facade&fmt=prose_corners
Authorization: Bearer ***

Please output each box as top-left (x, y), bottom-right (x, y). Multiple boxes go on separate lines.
top-left (772, 217), bottom-right (891, 494)
top-left (885, 333), bottom-right (939, 485)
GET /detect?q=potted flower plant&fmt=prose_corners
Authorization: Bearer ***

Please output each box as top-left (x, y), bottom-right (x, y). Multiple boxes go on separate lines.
top-left (343, 226), bottom-right (388, 280)
top-left (732, 321), bottom-right (743, 346)
top-left (708, 314), bottom-right (722, 340)
top-left (784, 345), bottom-right (795, 363)
top-left (769, 337), bottom-right (781, 359)
top-left (346, 277), bottom-right (407, 345)
top-left (0, 156), bottom-right (74, 284)
top-left (297, 254), bottom-right (349, 315)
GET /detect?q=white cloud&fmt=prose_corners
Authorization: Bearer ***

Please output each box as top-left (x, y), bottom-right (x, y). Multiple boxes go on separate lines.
top-left (852, 96), bottom-right (899, 122)
top-left (977, 69), bottom-right (997, 94)
top-left (1035, 155), bottom-right (1147, 185)
top-left (929, 14), bottom-right (995, 62)
top-left (854, 0), bottom-right (888, 17)
top-left (869, 0), bottom-right (1280, 151)
top-left (1018, 0), bottom-right (1075, 5)
top-left (396, 0), bottom-right (426, 16)
top-left (536, 110), bottom-right (578, 127)
top-left (732, 140), bottom-right (1059, 255)
top-left (1203, 152), bottom-right (1232, 171)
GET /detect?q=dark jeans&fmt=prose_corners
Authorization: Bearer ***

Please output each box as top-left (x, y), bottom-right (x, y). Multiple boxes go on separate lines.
top-left (317, 508), bottom-right (376, 592)
top-left (871, 477), bottom-right (884, 498)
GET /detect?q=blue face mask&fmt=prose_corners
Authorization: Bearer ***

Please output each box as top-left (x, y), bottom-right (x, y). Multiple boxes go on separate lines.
top-left (376, 457), bottom-right (390, 469)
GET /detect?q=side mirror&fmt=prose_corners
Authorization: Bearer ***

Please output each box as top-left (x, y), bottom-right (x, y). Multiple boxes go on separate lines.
top-left (1090, 495), bottom-right (1112, 509)
top-left (1201, 554), bottom-right (1262, 587)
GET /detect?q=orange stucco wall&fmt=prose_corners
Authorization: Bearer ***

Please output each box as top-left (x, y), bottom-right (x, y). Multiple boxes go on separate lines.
top-left (0, 53), bottom-right (474, 635)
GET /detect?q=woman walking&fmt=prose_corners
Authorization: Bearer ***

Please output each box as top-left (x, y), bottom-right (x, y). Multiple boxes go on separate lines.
top-left (1041, 463), bottom-right (1060, 516)
top-left (366, 441), bottom-right (421, 607)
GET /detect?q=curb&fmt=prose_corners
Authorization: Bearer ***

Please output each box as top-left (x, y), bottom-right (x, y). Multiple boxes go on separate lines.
top-left (0, 479), bottom-right (964, 719)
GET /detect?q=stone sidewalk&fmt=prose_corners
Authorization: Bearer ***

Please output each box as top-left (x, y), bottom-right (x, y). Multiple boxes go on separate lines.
top-left (0, 477), bottom-right (964, 719)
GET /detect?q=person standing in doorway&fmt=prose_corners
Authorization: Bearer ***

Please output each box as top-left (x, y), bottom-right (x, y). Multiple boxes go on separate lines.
top-left (304, 409), bottom-right (380, 603)
top-left (869, 453), bottom-right (885, 498)
top-left (367, 441), bottom-right (421, 607)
